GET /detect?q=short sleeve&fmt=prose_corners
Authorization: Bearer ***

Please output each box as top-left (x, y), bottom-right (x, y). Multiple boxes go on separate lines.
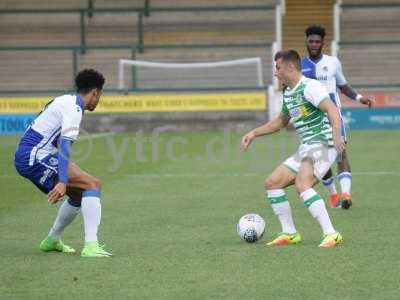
top-left (335, 57), bottom-right (347, 87)
top-left (60, 101), bottom-right (82, 141)
top-left (304, 80), bottom-right (330, 107)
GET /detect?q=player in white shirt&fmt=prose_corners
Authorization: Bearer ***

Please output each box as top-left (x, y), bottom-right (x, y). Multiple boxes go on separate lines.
top-left (302, 25), bottom-right (373, 209)
top-left (14, 69), bottom-right (111, 257)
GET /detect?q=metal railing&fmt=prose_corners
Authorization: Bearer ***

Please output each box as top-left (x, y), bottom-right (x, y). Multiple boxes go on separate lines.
top-left (0, 43), bottom-right (272, 95)
top-left (341, 2), bottom-right (400, 8)
top-left (331, 0), bottom-right (400, 89)
top-left (0, 8), bottom-right (144, 54)
top-left (333, 0), bottom-right (400, 50)
top-left (0, 3), bottom-right (277, 94)
top-left (0, 3), bottom-right (276, 54)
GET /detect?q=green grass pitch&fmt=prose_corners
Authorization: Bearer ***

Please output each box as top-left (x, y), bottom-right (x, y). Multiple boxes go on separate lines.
top-left (1, 129), bottom-right (400, 299)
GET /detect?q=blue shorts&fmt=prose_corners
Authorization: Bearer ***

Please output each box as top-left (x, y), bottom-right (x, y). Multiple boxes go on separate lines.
top-left (15, 147), bottom-right (59, 194)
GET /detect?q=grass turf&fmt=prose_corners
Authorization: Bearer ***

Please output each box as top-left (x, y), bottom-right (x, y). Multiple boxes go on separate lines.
top-left (1, 129), bottom-right (400, 299)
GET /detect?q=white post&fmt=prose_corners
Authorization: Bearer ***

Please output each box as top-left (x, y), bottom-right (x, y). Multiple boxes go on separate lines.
top-left (118, 59), bottom-right (126, 90)
top-left (256, 57), bottom-right (264, 87)
top-left (332, 0), bottom-right (342, 56)
top-left (275, 4), bottom-right (283, 50)
top-left (268, 85), bottom-right (283, 121)
top-left (331, 41), bottom-right (338, 57)
top-left (280, 0), bottom-right (286, 15)
top-left (271, 42), bottom-right (279, 90)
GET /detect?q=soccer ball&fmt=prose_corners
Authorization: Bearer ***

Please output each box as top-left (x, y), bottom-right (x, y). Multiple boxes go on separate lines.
top-left (237, 213), bottom-right (266, 243)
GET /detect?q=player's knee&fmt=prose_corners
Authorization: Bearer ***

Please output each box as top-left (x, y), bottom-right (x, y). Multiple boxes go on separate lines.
top-left (295, 177), bottom-right (311, 194)
top-left (265, 176), bottom-right (280, 190)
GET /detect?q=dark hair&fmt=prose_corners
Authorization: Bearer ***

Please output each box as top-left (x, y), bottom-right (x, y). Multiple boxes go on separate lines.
top-left (274, 49), bottom-right (301, 70)
top-left (75, 69), bottom-right (105, 94)
top-left (305, 25), bottom-right (326, 39)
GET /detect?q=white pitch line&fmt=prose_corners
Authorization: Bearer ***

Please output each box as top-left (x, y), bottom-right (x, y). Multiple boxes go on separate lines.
top-left (122, 171), bottom-right (400, 178)
top-left (2, 170), bottom-right (400, 179)
top-left (79, 132), bottom-right (115, 141)
top-left (123, 173), bottom-right (260, 178)
top-left (1, 132), bottom-right (115, 148)
top-left (352, 171), bottom-right (400, 176)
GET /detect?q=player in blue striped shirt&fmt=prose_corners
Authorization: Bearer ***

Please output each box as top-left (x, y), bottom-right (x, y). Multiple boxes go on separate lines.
top-left (302, 25), bottom-right (374, 209)
top-left (14, 69), bottom-right (111, 257)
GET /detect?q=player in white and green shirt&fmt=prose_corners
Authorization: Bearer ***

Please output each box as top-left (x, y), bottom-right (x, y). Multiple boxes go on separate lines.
top-left (241, 50), bottom-right (345, 247)
top-left (281, 76), bottom-right (334, 147)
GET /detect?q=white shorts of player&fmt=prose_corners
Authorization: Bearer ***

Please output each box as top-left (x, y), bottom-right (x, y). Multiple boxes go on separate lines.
top-left (283, 143), bottom-right (338, 180)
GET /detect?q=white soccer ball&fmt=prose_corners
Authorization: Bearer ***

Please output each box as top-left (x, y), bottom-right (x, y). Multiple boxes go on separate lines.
top-left (237, 213), bottom-right (266, 243)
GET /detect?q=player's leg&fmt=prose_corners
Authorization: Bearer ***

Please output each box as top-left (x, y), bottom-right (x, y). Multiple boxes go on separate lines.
top-left (265, 161), bottom-right (301, 245)
top-left (322, 168), bottom-right (340, 208)
top-left (337, 149), bottom-right (352, 209)
top-left (295, 145), bottom-right (343, 247)
top-left (66, 162), bottom-right (111, 257)
top-left (296, 158), bottom-right (336, 235)
top-left (42, 187), bottom-right (83, 252)
top-left (40, 194), bottom-right (80, 253)
top-left (337, 110), bottom-right (353, 209)
top-left (15, 154), bottom-right (78, 253)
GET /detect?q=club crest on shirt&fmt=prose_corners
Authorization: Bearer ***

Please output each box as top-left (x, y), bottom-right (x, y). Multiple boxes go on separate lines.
top-left (289, 107), bottom-right (302, 118)
top-left (322, 66), bottom-right (328, 72)
top-left (48, 157), bottom-right (59, 166)
top-left (289, 106), bottom-right (309, 119)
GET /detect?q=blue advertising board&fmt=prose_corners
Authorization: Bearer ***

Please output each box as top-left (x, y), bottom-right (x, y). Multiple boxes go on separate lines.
top-left (0, 114), bottom-right (35, 135)
top-left (342, 108), bottom-right (400, 130)
top-left (1, 109), bottom-right (400, 135)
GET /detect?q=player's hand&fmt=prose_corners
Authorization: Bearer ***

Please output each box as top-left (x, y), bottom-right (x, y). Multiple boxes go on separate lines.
top-left (332, 134), bottom-right (345, 155)
top-left (241, 130), bottom-right (256, 151)
top-left (48, 182), bottom-right (67, 204)
top-left (360, 96), bottom-right (374, 108)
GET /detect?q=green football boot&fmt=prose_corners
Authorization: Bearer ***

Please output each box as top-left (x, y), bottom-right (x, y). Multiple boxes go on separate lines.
top-left (39, 236), bottom-right (76, 253)
top-left (81, 241), bottom-right (112, 258)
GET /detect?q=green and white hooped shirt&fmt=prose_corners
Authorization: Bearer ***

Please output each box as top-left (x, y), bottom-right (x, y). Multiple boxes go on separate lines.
top-left (281, 76), bottom-right (333, 146)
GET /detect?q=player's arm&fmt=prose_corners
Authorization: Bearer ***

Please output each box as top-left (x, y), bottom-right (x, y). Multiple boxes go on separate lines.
top-left (305, 79), bottom-right (345, 154)
top-left (48, 103), bottom-right (82, 204)
top-left (241, 112), bottom-right (289, 151)
top-left (338, 84), bottom-right (373, 108)
top-left (48, 138), bottom-right (73, 204)
top-left (334, 57), bottom-right (373, 107)
top-left (319, 99), bottom-right (345, 154)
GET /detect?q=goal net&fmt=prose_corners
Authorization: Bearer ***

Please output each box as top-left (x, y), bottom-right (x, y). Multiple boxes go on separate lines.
top-left (118, 58), bottom-right (265, 91)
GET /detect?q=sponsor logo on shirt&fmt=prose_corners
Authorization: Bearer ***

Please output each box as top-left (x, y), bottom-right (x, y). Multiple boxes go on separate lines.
top-left (39, 169), bottom-right (52, 184)
top-left (317, 75), bottom-right (328, 81)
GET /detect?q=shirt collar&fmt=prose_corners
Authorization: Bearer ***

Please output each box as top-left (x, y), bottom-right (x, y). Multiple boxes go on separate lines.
top-left (76, 94), bottom-right (85, 112)
top-left (307, 54), bottom-right (324, 64)
top-left (286, 76), bottom-right (306, 93)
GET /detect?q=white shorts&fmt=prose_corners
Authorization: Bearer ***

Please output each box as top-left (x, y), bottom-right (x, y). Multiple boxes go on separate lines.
top-left (283, 143), bottom-right (338, 180)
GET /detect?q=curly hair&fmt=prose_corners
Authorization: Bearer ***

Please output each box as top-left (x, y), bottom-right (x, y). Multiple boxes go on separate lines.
top-left (305, 25), bottom-right (326, 40)
top-left (75, 69), bottom-right (105, 93)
